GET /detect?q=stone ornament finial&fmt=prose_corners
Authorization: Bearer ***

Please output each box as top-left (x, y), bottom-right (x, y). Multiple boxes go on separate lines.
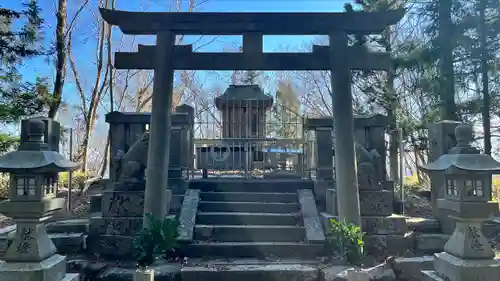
top-left (18, 118), bottom-right (51, 151)
top-left (27, 119), bottom-right (45, 142)
top-left (454, 123), bottom-right (473, 147)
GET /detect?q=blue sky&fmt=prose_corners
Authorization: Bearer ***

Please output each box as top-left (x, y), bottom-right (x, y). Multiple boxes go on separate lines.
top-left (5, 0), bottom-right (347, 130)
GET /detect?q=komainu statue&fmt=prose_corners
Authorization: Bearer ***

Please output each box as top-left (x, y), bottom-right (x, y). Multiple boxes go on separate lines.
top-left (113, 131), bottom-right (150, 190)
top-left (355, 142), bottom-right (383, 189)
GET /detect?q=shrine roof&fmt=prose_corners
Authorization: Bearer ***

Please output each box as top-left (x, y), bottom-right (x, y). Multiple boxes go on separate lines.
top-left (215, 85), bottom-right (273, 109)
top-left (99, 8), bottom-right (405, 35)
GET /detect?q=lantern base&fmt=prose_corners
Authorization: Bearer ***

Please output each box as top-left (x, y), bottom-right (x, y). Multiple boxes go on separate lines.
top-left (421, 252), bottom-right (500, 281)
top-left (0, 254), bottom-right (79, 281)
top-left (444, 220), bottom-right (495, 259)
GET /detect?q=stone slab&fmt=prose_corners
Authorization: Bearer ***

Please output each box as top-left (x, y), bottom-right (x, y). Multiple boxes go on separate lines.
top-left (181, 242), bottom-right (324, 258)
top-left (86, 234), bottom-right (135, 258)
top-left (298, 189), bottom-right (325, 243)
top-left (359, 190), bottom-right (393, 216)
top-left (0, 254), bottom-right (67, 281)
top-left (406, 218), bottom-right (440, 233)
top-left (90, 194), bottom-right (184, 215)
top-left (364, 234), bottom-right (413, 256)
top-left (193, 225), bottom-right (305, 242)
top-left (101, 190), bottom-right (144, 217)
top-left (361, 215), bottom-right (407, 235)
top-left (188, 179), bottom-right (314, 193)
top-left (196, 212), bottom-right (300, 226)
top-left (61, 273), bottom-right (80, 281)
top-left (177, 189), bottom-right (200, 243)
top-left (199, 192), bottom-right (297, 203)
top-left (325, 187), bottom-right (337, 215)
top-left (319, 213), bottom-right (407, 235)
top-left (89, 217), bottom-right (142, 236)
top-left (94, 263), bottom-right (181, 281)
top-left (394, 256), bottom-right (434, 281)
top-left (181, 263), bottom-right (319, 281)
top-left (415, 234), bottom-right (450, 254)
top-left (49, 233), bottom-right (85, 255)
top-left (198, 201), bottom-right (300, 213)
top-left (433, 252), bottom-right (500, 281)
top-left (90, 194), bottom-right (102, 214)
top-left (46, 219), bottom-right (89, 234)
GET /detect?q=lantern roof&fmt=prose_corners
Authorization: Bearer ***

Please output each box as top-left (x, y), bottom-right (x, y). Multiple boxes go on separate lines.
top-left (420, 123), bottom-right (500, 173)
top-left (0, 119), bottom-right (79, 173)
top-left (215, 84), bottom-right (273, 110)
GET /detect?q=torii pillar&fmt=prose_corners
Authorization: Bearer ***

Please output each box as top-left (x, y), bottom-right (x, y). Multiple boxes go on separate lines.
top-left (330, 32), bottom-right (361, 226)
top-left (143, 32), bottom-right (176, 222)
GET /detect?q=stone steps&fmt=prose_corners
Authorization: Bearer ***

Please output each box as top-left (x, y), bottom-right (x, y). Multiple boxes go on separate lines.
top-left (194, 225), bottom-right (305, 242)
top-left (183, 180), bottom-right (324, 258)
top-left (199, 201), bottom-right (300, 213)
top-left (197, 212), bottom-right (302, 225)
top-left (189, 179), bottom-right (314, 192)
top-left (199, 191), bottom-right (297, 203)
top-left (182, 242), bottom-right (323, 258)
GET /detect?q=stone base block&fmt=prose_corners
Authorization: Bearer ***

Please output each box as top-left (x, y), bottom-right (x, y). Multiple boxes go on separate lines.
top-left (362, 215), bottom-right (407, 235)
top-left (313, 180), bottom-right (333, 213)
top-left (89, 217), bottom-right (142, 236)
top-left (316, 168), bottom-right (333, 180)
top-left (89, 194), bottom-right (102, 214)
top-left (101, 190), bottom-right (145, 217)
top-left (415, 234), bottom-right (450, 254)
top-left (359, 190), bottom-right (393, 216)
top-left (0, 254), bottom-right (67, 281)
top-left (364, 234), bottom-right (413, 256)
top-left (433, 252), bottom-right (500, 281)
top-left (90, 193), bottom-right (183, 215)
top-left (86, 234), bottom-right (134, 258)
top-left (325, 188), bottom-right (337, 215)
top-left (181, 263), bottom-right (319, 281)
top-left (61, 273), bottom-right (80, 281)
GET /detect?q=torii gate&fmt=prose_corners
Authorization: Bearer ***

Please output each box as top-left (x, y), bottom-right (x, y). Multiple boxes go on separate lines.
top-left (99, 8), bottom-right (405, 227)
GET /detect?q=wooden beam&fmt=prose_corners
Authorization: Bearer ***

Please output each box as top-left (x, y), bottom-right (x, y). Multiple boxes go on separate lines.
top-left (100, 8), bottom-right (405, 35)
top-left (115, 45), bottom-right (392, 71)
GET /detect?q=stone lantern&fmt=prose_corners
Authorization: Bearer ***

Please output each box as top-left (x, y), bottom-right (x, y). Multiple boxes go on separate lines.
top-left (0, 119), bottom-right (79, 281)
top-left (419, 123), bottom-right (500, 281)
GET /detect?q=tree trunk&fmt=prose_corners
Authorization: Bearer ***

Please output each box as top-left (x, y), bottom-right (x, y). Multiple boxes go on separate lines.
top-left (48, 0), bottom-right (67, 118)
top-left (438, 0), bottom-right (457, 120)
top-left (479, 0), bottom-right (491, 154)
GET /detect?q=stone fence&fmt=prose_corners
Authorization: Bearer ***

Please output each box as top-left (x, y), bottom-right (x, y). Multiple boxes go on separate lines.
top-left (105, 105), bottom-right (194, 190)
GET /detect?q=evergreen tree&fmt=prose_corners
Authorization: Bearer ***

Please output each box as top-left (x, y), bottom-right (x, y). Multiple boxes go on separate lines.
top-left (0, 1), bottom-right (48, 153)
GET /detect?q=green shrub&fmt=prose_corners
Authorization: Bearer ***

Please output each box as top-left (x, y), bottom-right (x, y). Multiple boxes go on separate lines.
top-left (0, 173), bottom-right (8, 200)
top-left (326, 218), bottom-right (365, 266)
top-left (58, 171), bottom-right (90, 191)
top-left (132, 214), bottom-right (179, 269)
top-left (492, 176), bottom-right (500, 203)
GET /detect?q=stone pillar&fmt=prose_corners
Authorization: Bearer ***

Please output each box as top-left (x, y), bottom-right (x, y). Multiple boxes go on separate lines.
top-left (313, 127), bottom-right (334, 213)
top-left (315, 128), bottom-right (333, 180)
top-left (329, 32), bottom-right (361, 226)
top-left (427, 120), bottom-right (460, 232)
top-left (143, 31), bottom-right (175, 225)
top-left (176, 104), bottom-right (195, 173)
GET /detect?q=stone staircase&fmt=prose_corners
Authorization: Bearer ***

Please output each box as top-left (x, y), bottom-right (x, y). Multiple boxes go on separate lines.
top-left (181, 179), bottom-right (325, 258)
